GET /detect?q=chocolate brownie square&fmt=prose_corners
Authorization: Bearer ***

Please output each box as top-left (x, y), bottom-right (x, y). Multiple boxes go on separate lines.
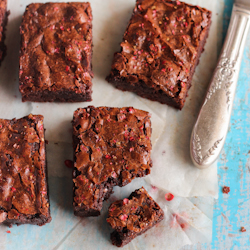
top-left (0, 114), bottom-right (51, 226)
top-left (107, 187), bottom-right (164, 247)
top-left (0, 0), bottom-right (8, 65)
top-left (19, 2), bottom-right (93, 102)
top-left (72, 106), bottom-right (152, 217)
top-left (106, 0), bottom-right (212, 110)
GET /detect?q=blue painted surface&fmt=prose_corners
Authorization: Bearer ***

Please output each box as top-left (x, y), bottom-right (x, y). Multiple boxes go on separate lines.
top-left (188, 0), bottom-right (250, 249)
top-left (212, 0), bottom-right (250, 248)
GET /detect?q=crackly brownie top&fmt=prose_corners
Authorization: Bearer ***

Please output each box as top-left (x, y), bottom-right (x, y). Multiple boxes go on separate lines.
top-left (110, 0), bottom-right (211, 99)
top-left (73, 106), bottom-right (152, 209)
top-left (19, 2), bottom-right (93, 94)
top-left (0, 114), bottom-right (49, 223)
top-left (107, 187), bottom-right (164, 232)
top-left (0, 0), bottom-right (7, 43)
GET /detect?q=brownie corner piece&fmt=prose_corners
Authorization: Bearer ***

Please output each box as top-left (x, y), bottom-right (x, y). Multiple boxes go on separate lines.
top-left (0, 0), bottom-right (8, 65)
top-left (106, 0), bottom-right (212, 110)
top-left (0, 114), bottom-right (51, 226)
top-left (107, 187), bottom-right (164, 247)
top-left (72, 106), bottom-right (152, 217)
top-left (19, 2), bottom-right (93, 102)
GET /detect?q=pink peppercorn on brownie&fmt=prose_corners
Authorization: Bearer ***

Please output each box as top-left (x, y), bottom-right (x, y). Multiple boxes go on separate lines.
top-left (0, 114), bottom-right (51, 226)
top-left (107, 187), bottom-right (164, 247)
top-left (106, 0), bottom-right (212, 109)
top-left (72, 106), bottom-right (152, 217)
top-left (19, 2), bottom-right (93, 102)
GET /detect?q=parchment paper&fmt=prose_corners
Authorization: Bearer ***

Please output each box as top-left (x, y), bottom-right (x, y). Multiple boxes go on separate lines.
top-left (0, 0), bottom-right (223, 249)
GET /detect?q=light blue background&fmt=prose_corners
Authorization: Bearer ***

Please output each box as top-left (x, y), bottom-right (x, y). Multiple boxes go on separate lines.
top-left (184, 0), bottom-right (250, 249)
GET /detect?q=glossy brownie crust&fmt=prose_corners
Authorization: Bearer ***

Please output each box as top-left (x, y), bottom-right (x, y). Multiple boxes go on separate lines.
top-left (0, 114), bottom-right (51, 226)
top-left (107, 187), bottom-right (164, 247)
top-left (0, 0), bottom-right (8, 65)
top-left (106, 0), bottom-right (212, 110)
top-left (72, 106), bottom-right (152, 217)
top-left (19, 2), bottom-right (93, 102)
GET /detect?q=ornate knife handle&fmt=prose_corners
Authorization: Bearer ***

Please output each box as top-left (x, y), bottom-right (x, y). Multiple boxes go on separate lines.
top-left (190, 5), bottom-right (250, 169)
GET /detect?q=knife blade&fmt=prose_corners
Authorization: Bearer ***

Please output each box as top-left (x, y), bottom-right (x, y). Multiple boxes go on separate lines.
top-left (190, 1), bottom-right (250, 169)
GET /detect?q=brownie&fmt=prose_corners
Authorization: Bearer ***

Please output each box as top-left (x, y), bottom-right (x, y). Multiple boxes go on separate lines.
top-left (107, 187), bottom-right (164, 247)
top-left (106, 0), bottom-right (212, 110)
top-left (0, 114), bottom-right (51, 226)
top-left (19, 2), bottom-right (93, 102)
top-left (72, 106), bottom-right (152, 217)
top-left (0, 0), bottom-right (8, 65)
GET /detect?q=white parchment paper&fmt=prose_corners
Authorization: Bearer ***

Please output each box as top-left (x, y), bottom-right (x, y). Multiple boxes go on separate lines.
top-left (0, 0), bottom-right (223, 249)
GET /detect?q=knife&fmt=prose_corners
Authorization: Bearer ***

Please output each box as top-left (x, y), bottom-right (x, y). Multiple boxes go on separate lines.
top-left (190, 0), bottom-right (250, 169)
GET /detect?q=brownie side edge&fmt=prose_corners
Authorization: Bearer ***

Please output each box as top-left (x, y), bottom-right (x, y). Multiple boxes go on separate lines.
top-left (0, 0), bottom-right (8, 65)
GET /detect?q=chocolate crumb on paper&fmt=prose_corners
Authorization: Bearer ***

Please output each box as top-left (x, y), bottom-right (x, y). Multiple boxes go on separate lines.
top-left (222, 186), bottom-right (230, 194)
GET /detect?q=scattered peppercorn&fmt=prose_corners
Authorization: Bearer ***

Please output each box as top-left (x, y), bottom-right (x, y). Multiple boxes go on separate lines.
top-left (165, 193), bottom-right (174, 201)
top-left (222, 186), bottom-right (230, 194)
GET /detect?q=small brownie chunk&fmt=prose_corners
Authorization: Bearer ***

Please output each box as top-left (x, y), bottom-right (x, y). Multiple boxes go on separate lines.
top-left (107, 187), bottom-right (164, 247)
top-left (0, 114), bottom-right (51, 226)
top-left (106, 0), bottom-right (212, 110)
top-left (72, 106), bottom-right (152, 217)
top-left (0, 0), bottom-right (8, 65)
top-left (19, 2), bottom-right (93, 102)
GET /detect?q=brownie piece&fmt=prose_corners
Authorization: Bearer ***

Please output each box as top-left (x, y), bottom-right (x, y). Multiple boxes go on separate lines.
top-left (0, 114), bottom-right (51, 226)
top-left (107, 187), bottom-right (164, 247)
top-left (19, 2), bottom-right (93, 102)
top-left (106, 0), bottom-right (212, 110)
top-left (0, 0), bottom-right (8, 65)
top-left (72, 106), bottom-right (152, 217)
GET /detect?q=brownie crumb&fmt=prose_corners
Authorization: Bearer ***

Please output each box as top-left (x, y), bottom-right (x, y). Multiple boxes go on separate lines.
top-left (222, 186), bottom-right (230, 194)
top-left (65, 159), bottom-right (74, 169)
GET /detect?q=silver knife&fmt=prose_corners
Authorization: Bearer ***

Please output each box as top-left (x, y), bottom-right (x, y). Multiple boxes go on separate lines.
top-left (190, 0), bottom-right (250, 169)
